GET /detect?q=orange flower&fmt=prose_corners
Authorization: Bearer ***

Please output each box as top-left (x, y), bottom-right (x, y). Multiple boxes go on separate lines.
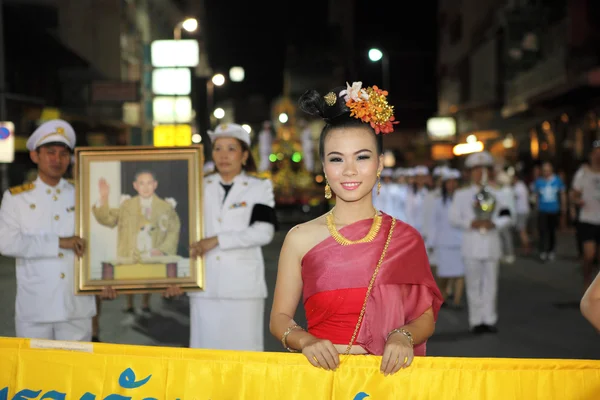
top-left (345, 84), bottom-right (398, 134)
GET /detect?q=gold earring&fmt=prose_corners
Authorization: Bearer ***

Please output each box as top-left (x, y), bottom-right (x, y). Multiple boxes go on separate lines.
top-left (376, 172), bottom-right (381, 196)
top-left (324, 182), bottom-right (332, 199)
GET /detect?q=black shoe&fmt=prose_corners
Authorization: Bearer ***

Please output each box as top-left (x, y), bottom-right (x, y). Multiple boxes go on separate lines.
top-left (483, 324), bottom-right (498, 334)
top-left (470, 325), bottom-right (486, 334)
top-left (123, 307), bottom-right (135, 314)
top-left (92, 336), bottom-right (101, 342)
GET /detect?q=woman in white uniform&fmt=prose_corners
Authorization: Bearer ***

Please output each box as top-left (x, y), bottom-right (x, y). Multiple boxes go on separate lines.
top-left (184, 123), bottom-right (277, 350)
top-left (426, 168), bottom-right (465, 308)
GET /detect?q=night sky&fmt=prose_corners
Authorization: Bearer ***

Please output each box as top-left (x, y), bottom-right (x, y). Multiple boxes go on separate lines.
top-left (200, 0), bottom-right (439, 128)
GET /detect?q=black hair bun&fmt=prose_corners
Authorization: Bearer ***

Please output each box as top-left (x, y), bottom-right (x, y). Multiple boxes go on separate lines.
top-left (298, 86), bottom-right (350, 122)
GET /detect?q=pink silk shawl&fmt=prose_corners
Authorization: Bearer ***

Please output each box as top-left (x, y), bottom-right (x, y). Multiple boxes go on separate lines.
top-left (301, 213), bottom-right (443, 356)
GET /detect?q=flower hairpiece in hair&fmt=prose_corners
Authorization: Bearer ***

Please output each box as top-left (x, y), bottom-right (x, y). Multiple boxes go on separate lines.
top-left (339, 81), bottom-right (399, 134)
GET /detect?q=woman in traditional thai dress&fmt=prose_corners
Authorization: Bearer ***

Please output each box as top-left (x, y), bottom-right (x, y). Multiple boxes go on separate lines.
top-left (425, 168), bottom-right (465, 308)
top-left (269, 82), bottom-right (443, 376)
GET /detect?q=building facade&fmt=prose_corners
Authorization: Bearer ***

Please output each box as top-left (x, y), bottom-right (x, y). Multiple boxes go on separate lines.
top-left (438, 0), bottom-right (600, 178)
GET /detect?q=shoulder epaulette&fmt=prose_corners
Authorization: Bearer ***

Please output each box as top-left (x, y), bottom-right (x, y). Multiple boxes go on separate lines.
top-left (247, 172), bottom-right (270, 180)
top-left (66, 179), bottom-right (75, 185)
top-left (9, 183), bottom-right (35, 195)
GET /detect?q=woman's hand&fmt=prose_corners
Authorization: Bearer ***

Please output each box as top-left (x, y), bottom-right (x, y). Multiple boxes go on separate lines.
top-left (301, 336), bottom-right (339, 371)
top-left (190, 237), bottom-right (218, 258)
top-left (380, 332), bottom-right (414, 375)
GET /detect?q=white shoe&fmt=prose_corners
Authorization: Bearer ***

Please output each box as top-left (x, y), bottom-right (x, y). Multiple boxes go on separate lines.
top-left (548, 252), bottom-right (556, 261)
top-left (540, 252), bottom-right (548, 261)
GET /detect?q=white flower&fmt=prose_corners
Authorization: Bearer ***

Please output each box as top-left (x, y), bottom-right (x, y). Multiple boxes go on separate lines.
top-left (165, 197), bottom-right (177, 209)
top-left (119, 194), bottom-right (131, 205)
top-left (339, 81), bottom-right (368, 102)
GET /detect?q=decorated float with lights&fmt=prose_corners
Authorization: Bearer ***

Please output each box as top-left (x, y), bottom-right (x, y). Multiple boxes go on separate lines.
top-left (253, 96), bottom-right (328, 208)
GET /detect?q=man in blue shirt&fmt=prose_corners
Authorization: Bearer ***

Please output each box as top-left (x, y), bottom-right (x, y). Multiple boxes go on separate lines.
top-left (534, 161), bottom-right (567, 261)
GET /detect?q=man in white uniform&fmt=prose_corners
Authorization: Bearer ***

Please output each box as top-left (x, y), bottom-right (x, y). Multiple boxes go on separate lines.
top-left (0, 120), bottom-right (97, 341)
top-left (449, 151), bottom-right (513, 334)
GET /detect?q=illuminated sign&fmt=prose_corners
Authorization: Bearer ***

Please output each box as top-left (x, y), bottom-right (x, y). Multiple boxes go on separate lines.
top-left (427, 117), bottom-right (456, 140)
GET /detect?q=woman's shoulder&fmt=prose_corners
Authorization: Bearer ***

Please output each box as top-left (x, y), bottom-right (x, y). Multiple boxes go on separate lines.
top-left (283, 214), bottom-right (331, 257)
top-left (286, 214), bottom-right (327, 240)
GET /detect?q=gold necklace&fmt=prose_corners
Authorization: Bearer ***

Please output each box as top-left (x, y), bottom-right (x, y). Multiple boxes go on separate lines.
top-left (326, 208), bottom-right (382, 246)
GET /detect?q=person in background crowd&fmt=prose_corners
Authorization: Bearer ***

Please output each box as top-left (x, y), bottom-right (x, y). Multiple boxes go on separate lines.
top-left (405, 166), bottom-right (430, 236)
top-left (528, 163), bottom-right (541, 244)
top-left (512, 172), bottom-right (531, 254)
top-left (374, 168), bottom-right (407, 222)
top-left (449, 151), bottom-right (513, 334)
top-left (533, 161), bottom-right (567, 262)
top-left (571, 140), bottom-right (600, 291)
top-left (426, 168), bottom-right (465, 308)
top-left (392, 167), bottom-right (409, 222)
top-left (0, 119), bottom-right (115, 341)
top-left (422, 165), bottom-right (447, 276)
top-left (496, 170), bottom-right (517, 264)
top-left (270, 82), bottom-right (442, 375)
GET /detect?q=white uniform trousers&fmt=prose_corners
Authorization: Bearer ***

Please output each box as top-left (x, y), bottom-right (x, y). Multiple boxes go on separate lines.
top-left (16, 318), bottom-right (92, 341)
top-left (463, 258), bottom-right (499, 327)
top-left (190, 298), bottom-right (264, 351)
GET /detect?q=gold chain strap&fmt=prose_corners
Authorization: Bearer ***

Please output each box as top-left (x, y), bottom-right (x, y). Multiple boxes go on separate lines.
top-left (343, 217), bottom-right (397, 356)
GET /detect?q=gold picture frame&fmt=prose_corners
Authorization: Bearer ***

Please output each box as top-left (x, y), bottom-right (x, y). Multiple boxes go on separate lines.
top-left (73, 145), bottom-right (204, 294)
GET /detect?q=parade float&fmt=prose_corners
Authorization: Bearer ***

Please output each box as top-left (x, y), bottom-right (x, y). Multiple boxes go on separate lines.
top-left (254, 96), bottom-right (329, 209)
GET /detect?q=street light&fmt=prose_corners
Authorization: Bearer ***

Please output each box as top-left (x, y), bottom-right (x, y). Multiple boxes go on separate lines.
top-left (368, 47), bottom-right (390, 90)
top-left (213, 108), bottom-right (225, 119)
top-left (212, 73), bottom-right (226, 86)
top-left (174, 17), bottom-right (198, 40)
top-left (229, 66), bottom-right (245, 82)
top-left (368, 48), bottom-right (383, 62)
top-left (207, 73), bottom-right (226, 128)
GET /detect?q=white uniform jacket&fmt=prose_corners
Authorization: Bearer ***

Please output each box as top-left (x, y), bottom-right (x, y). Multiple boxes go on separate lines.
top-left (0, 177), bottom-right (96, 323)
top-left (449, 184), bottom-right (513, 260)
top-left (190, 172), bottom-right (276, 300)
top-left (421, 187), bottom-right (441, 243)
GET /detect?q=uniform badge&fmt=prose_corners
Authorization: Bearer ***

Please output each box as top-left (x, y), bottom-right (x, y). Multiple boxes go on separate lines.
top-left (66, 206), bottom-right (75, 212)
top-left (230, 201), bottom-right (247, 209)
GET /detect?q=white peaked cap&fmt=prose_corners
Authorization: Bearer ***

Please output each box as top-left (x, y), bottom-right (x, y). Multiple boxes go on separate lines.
top-left (381, 168), bottom-right (393, 178)
top-left (26, 119), bottom-right (76, 151)
top-left (442, 168), bottom-right (461, 181)
top-left (393, 168), bottom-right (405, 178)
top-left (413, 165), bottom-right (429, 176)
top-left (465, 151), bottom-right (494, 168)
top-left (208, 123), bottom-right (251, 146)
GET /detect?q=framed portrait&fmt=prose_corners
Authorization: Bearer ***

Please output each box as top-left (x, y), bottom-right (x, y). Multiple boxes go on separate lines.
top-left (73, 145), bottom-right (204, 294)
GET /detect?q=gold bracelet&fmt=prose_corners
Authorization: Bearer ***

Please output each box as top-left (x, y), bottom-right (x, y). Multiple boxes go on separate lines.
top-left (386, 328), bottom-right (414, 348)
top-left (281, 324), bottom-right (303, 352)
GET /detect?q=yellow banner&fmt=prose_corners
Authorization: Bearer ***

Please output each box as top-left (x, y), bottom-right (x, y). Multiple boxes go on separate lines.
top-left (1, 337), bottom-right (599, 399)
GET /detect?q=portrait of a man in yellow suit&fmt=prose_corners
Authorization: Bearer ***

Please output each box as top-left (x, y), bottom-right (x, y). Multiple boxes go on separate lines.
top-left (92, 170), bottom-right (181, 261)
